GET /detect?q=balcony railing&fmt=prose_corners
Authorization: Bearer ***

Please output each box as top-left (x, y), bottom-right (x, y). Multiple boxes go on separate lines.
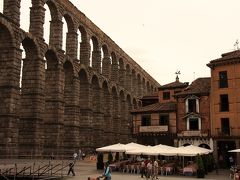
top-left (215, 128), bottom-right (231, 137)
top-left (177, 130), bottom-right (209, 137)
top-left (134, 125), bottom-right (168, 133)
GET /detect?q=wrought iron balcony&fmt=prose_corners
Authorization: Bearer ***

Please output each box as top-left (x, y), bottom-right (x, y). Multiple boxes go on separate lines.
top-left (215, 128), bottom-right (231, 137)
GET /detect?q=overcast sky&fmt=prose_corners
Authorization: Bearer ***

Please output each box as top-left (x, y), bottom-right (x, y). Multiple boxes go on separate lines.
top-left (1, 0), bottom-right (240, 85)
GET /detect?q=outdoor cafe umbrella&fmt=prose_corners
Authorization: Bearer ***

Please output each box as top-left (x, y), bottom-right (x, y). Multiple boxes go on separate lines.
top-left (125, 145), bottom-right (154, 155)
top-left (150, 144), bottom-right (177, 156)
top-left (159, 145), bottom-right (213, 169)
top-left (96, 143), bottom-right (127, 152)
top-left (228, 149), bottom-right (240, 153)
top-left (96, 142), bottom-right (144, 153)
top-left (161, 145), bottom-right (213, 157)
top-left (160, 146), bottom-right (185, 156)
top-left (177, 145), bottom-right (213, 156)
top-left (125, 142), bottom-right (147, 149)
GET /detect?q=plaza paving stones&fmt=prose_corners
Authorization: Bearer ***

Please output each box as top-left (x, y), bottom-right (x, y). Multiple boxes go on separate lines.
top-left (0, 159), bottom-right (229, 180)
top-left (67, 160), bottom-right (229, 180)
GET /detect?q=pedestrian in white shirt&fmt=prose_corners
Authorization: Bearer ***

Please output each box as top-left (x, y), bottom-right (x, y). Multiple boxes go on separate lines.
top-left (152, 160), bottom-right (159, 179)
top-left (146, 161), bottom-right (153, 179)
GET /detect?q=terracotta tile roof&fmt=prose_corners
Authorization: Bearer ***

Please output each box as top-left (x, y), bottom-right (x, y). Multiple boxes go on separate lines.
top-left (159, 80), bottom-right (188, 90)
top-left (141, 92), bottom-right (158, 100)
top-left (207, 50), bottom-right (240, 68)
top-left (175, 77), bottom-right (211, 96)
top-left (131, 102), bottom-right (176, 113)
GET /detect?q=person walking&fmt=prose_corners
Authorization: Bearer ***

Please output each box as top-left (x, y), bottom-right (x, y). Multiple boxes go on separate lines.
top-left (140, 160), bottom-right (146, 178)
top-left (152, 160), bottom-right (159, 179)
top-left (146, 160), bottom-right (153, 179)
top-left (73, 152), bottom-right (78, 161)
top-left (229, 156), bottom-right (234, 167)
top-left (103, 161), bottom-right (111, 180)
top-left (78, 149), bottom-right (82, 160)
top-left (68, 161), bottom-right (75, 176)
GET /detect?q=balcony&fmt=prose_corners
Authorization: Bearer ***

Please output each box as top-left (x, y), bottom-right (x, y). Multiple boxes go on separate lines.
top-left (177, 130), bottom-right (209, 137)
top-left (215, 128), bottom-right (231, 137)
top-left (137, 125), bottom-right (168, 133)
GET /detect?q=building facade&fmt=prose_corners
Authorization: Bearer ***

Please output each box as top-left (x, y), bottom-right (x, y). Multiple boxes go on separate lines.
top-left (132, 50), bottom-right (240, 168)
top-left (132, 77), bottom-right (188, 146)
top-left (175, 78), bottom-right (212, 149)
top-left (207, 50), bottom-right (240, 167)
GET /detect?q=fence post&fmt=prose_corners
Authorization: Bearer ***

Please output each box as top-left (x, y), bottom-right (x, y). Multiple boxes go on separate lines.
top-left (49, 161), bottom-right (53, 176)
top-left (61, 160), bottom-right (63, 177)
top-left (13, 163), bottom-right (17, 180)
top-left (32, 162), bottom-right (35, 180)
top-left (38, 164), bottom-right (40, 177)
top-left (48, 160), bottom-right (50, 177)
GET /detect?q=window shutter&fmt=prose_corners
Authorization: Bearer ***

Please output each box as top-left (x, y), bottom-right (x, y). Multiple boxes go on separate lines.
top-left (196, 99), bottom-right (199, 113)
top-left (185, 99), bottom-right (189, 113)
top-left (187, 118), bottom-right (189, 130)
top-left (198, 118), bottom-right (201, 130)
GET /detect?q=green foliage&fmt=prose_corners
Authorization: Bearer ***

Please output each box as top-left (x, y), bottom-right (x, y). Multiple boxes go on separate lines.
top-left (197, 154), bottom-right (205, 178)
top-left (202, 155), bottom-right (208, 174)
top-left (97, 153), bottom-right (104, 170)
top-left (207, 154), bottom-right (214, 172)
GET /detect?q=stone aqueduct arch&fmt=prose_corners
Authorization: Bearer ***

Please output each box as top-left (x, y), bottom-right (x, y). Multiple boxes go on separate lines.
top-left (0, 0), bottom-right (159, 157)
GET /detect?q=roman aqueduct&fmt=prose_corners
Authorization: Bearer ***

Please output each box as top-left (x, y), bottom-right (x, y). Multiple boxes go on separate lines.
top-left (0, 0), bottom-right (159, 157)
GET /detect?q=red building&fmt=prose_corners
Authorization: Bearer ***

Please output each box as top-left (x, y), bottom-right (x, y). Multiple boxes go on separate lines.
top-left (132, 49), bottom-right (240, 168)
top-left (174, 78), bottom-right (212, 149)
top-left (131, 77), bottom-right (188, 145)
top-left (207, 50), bottom-right (240, 167)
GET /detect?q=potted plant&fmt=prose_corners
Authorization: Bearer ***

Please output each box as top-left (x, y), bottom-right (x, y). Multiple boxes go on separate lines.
top-left (207, 154), bottom-right (214, 172)
top-left (202, 155), bottom-right (208, 174)
top-left (197, 154), bottom-right (205, 178)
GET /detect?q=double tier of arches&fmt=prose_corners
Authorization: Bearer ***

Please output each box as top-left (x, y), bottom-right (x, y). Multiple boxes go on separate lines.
top-left (0, 0), bottom-right (159, 157)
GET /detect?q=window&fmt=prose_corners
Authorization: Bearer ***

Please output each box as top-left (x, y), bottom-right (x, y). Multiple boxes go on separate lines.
top-left (185, 96), bottom-right (199, 113)
top-left (188, 99), bottom-right (197, 113)
top-left (159, 114), bottom-right (169, 125)
top-left (220, 94), bottom-right (229, 112)
top-left (221, 118), bottom-right (230, 135)
top-left (219, 71), bottom-right (228, 88)
top-left (141, 115), bottom-right (151, 126)
top-left (188, 118), bottom-right (200, 130)
top-left (163, 91), bottom-right (170, 100)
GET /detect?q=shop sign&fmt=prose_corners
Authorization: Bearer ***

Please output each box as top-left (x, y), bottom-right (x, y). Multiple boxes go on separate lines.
top-left (139, 125), bottom-right (168, 132)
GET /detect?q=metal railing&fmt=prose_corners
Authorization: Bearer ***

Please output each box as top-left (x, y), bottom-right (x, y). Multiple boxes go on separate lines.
top-left (215, 128), bottom-right (231, 137)
top-left (0, 173), bottom-right (9, 180)
top-left (0, 159), bottom-right (69, 180)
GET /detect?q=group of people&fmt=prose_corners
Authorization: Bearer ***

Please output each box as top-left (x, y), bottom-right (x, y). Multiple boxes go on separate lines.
top-left (73, 149), bottom-right (86, 161)
top-left (140, 159), bottom-right (159, 179)
top-left (68, 149), bottom-right (86, 176)
top-left (68, 151), bottom-right (111, 179)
